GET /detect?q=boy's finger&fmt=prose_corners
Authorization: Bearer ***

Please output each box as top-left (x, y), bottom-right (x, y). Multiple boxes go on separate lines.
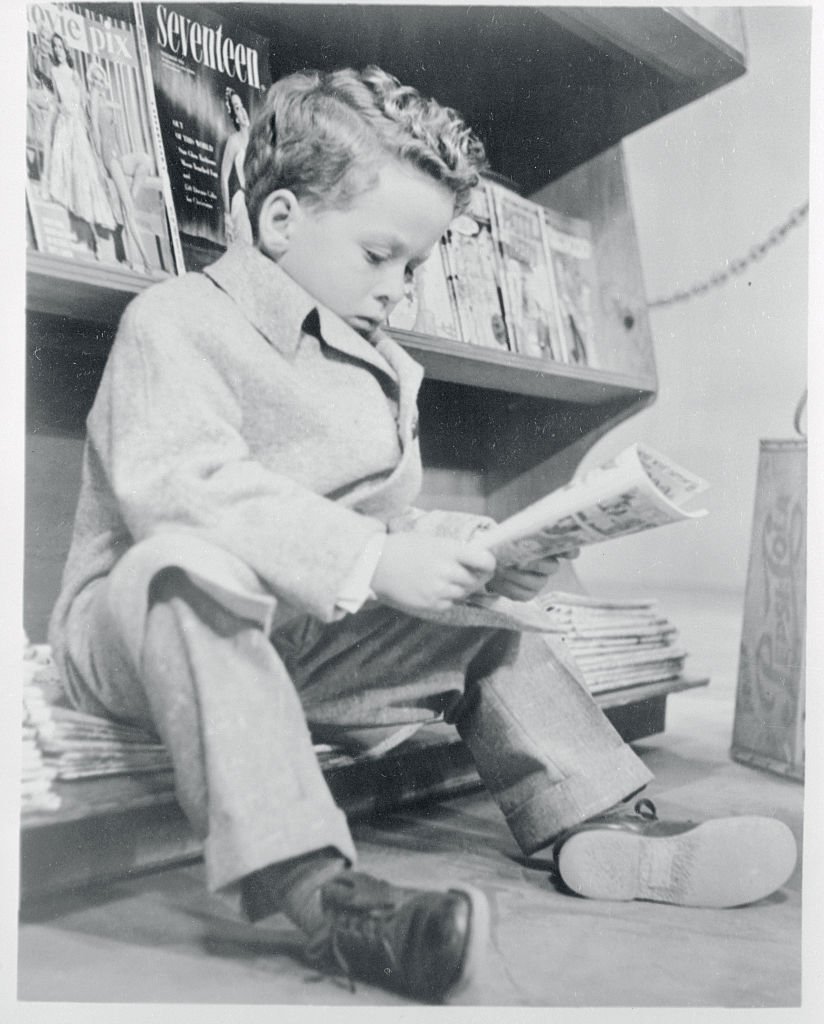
top-left (450, 564), bottom-right (492, 593)
top-left (457, 544), bottom-right (497, 575)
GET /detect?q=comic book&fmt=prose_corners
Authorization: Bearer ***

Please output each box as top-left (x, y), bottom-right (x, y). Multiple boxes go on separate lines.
top-left (543, 207), bottom-right (600, 368)
top-left (488, 184), bottom-right (565, 361)
top-left (442, 183), bottom-right (510, 350)
top-left (25, 2), bottom-right (179, 276)
top-left (136, 2), bottom-right (272, 269)
top-left (387, 241), bottom-right (463, 342)
top-left (479, 443), bottom-right (710, 566)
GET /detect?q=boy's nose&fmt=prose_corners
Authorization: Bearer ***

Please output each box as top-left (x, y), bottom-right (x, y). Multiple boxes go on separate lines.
top-left (377, 268), bottom-right (407, 308)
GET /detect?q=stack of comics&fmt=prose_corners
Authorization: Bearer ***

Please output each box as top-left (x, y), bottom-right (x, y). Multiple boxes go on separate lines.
top-left (534, 593), bottom-right (689, 695)
top-left (21, 638), bottom-right (423, 814)
top-left (22, 638), bottom-right (173, 806)
top-left (22, 637), bottom-right (64, 813)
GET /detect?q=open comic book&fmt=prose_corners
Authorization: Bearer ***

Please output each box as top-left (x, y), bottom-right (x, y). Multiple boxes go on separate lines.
top-left (480, 443), bottom-right (709, 568)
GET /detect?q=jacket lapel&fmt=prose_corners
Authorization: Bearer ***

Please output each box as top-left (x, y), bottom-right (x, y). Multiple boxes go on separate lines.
top-left (202, 244), bottom-right (424, 444)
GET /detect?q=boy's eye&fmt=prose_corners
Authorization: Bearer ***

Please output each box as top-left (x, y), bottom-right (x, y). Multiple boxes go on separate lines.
top-left (364, 249), bottom-right (389, 265)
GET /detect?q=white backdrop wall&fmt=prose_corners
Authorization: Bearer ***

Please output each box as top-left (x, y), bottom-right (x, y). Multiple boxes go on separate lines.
top-left (574, 6), bottom-right (810, 597)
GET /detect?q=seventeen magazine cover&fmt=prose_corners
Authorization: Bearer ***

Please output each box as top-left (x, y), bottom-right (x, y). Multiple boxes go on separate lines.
top-left (137, 3), bottom-right (272, 268)
top-left (25, 2), bottom-right (178, 276)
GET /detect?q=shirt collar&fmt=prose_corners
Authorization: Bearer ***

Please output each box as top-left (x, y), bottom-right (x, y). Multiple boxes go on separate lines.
top-left (202, 244), bottom-right (404, 383)
top-left (202, 244), bottom-right (316, 355)
top-left (201, 244), bottom-right (424, 441)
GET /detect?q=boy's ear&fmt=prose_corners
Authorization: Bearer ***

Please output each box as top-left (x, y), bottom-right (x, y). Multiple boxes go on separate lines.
top-left (256, 189), bottom-right (302, 259)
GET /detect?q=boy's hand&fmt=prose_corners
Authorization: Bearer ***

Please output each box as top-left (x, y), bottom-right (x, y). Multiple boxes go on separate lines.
top-left (371, 534), bottom-right (496, 614)
top-left (484, 549), bottom-right (581, 602)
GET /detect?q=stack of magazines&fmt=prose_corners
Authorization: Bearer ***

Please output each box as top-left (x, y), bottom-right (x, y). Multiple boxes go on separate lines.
top-left (22, 638), bottom-right (173, 813)
top-left (534, 593), bottom-right (688, 695)
top-left (23, 638), bottom-right (64, 813)
top-left (21, 638), bottom-right (420, 815)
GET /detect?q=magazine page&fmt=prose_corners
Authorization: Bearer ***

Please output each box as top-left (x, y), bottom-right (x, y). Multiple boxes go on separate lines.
top-left (25, 2), bottom-right (179, 276)
top-left (137, 2), bottom-right (272, 269)
top-left (488, 183), bottom-right (566, 362)
top-left (480, 443), bottom-right (710, 565)
top-left (542, 207), bottom-right (599, 368)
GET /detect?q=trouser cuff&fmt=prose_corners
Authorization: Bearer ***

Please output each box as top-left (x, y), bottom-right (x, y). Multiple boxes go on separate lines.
top-left (505, 745), bottom-right (654, 856)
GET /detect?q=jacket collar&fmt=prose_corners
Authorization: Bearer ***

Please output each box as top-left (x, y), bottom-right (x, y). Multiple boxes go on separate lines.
top-left (202, 244), bottom-right (415, 387)
top-left (202, 244), bottom-right (316, 355)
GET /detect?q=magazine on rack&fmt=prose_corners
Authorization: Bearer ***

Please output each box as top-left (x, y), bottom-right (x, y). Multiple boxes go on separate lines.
top-left (479, 443), bottom-right (710, 568)
top-left (542, 207), bottom-right (599, 368)
top-left (386, 241), bottom-right (462, 341)
top-left (25, 2), bottom-right (179, 276)
top-left (136, 2), bottom-right (273, 269)
top-left (442, 183), bottom-right (510, 351)
top-left (489, 183), bottom-right (566, 362)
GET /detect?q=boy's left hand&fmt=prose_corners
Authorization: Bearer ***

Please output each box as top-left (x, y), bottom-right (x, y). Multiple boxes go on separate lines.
top-left (483, 549), bottom-right (580, 602)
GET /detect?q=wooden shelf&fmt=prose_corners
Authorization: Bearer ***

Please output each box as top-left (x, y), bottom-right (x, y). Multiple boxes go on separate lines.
top-left (234, 4), bottom-right (746, 195)
top-left (26, 251), bottom-right (159, 324)
top-left (543, 7), bottom-right (746, 89)
top-left (27, 253), bottom-right (656, 404)
top-left (595, 675), bottom-right (709, 710)
top-left (21, 7), bottom-right (735, 898)
top-left (394, 330), bottom-right (654, 404)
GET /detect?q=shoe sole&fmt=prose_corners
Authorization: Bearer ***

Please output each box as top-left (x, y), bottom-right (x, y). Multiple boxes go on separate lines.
top-left (446, 885), bottom-right (491, 997)
top-left (556, 816), bottom-right (797, 908)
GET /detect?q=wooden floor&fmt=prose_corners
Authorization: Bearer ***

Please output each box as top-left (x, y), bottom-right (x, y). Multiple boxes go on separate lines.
top-left (17, 588), bottom-right (804, 1008)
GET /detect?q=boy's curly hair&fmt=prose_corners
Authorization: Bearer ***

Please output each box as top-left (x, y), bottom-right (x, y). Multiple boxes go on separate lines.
top-left (244, 66), bottom-right (487, 238)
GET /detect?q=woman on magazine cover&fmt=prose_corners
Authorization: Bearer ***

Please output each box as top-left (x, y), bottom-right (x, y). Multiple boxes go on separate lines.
top-left (44, 32), bottom-right (117, 256)
top-left (87, 61), bottom-right (155, 274)
top-left (220, 86), bottom-right (253, 246)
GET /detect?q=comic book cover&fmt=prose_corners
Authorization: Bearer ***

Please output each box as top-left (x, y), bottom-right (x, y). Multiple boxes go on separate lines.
top-left (543, 207), bottom-right (600, 368)
top-left (136, 3), bottom-right (272, 269)
top-left (488, 184), bottom-right (565, 362)
top-left (25, 2), bottom-right (179, 276)
top-left (442, 182), bottom-right (510, 351)
top-left (387, 241), bottom-right (463, 342)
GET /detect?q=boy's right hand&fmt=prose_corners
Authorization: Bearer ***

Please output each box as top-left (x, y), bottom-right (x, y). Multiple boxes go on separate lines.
top-left (370, 533), bottom-right (496, 615)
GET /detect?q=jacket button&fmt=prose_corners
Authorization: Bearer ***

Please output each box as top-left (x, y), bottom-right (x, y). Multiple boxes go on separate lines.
top-left (410, 417), bottom-right (419, 440)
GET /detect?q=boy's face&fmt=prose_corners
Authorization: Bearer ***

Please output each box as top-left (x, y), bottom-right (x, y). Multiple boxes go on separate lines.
top-left (272, 161), bottom-right (456, 339)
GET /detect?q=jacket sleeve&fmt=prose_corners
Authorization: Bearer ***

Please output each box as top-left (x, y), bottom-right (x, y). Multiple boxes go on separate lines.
top-left (92, 295), bottom-right (387, 623)
top-left (386, 507), bottom-right (497, 543)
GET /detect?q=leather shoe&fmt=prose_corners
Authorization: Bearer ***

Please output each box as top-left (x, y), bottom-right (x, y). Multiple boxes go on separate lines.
top-left (553, 798), bottom-right (797, 908)
top-left (305, 870), bottom-right (489, 1002)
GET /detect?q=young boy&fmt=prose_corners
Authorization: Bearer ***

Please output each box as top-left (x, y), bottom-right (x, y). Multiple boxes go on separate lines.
top-left (49, 67), bottom-right (797, 1003)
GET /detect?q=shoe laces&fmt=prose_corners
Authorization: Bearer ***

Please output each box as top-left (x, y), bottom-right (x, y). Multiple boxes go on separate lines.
top-left (309, 895), bottom-right (400, 994)
top-left (632, 797), bottom-right (658, 821)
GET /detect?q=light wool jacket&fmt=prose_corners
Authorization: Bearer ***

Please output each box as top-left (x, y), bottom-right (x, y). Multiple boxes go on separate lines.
top-left (50, 244), bottom-right (508, 670)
